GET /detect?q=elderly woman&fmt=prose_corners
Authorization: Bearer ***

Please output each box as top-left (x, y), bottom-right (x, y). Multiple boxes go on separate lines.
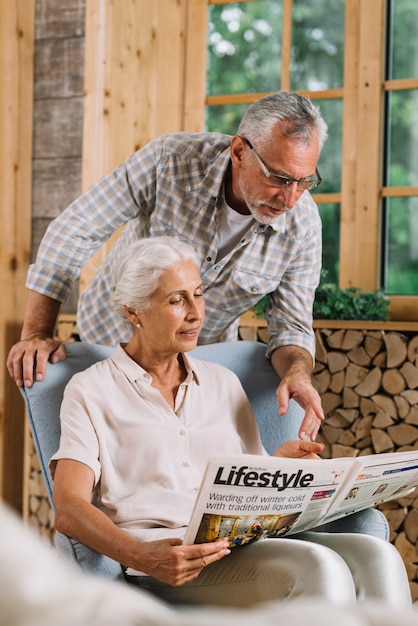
top-left (50, 237), bottom-right (410, 609)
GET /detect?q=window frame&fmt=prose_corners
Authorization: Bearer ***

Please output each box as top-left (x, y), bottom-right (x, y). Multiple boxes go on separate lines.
top-left (188, 0), bottom-right (418, 320)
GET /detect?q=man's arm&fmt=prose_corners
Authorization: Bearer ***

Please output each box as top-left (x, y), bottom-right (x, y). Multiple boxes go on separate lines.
top-left (271, 345), bottom-right (324, 442)
top-left (8, 139), bottom-right (159, 387)
top-left (6, 291), bottom-right (66, 387)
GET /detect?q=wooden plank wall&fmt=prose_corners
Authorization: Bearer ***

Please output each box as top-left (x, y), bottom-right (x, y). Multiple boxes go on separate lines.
top-left (80, 0), bottom-right (208, 290)
top-left (340, 0), bottom-right (386, 292)
top-left (2, 0), bottom-right (209, 509)
top-left (0, 0), bottom-right (35, 511)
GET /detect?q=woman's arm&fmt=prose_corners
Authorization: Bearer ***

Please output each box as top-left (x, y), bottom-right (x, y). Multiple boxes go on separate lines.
top-left (53, 459), bottom-right (230, 586)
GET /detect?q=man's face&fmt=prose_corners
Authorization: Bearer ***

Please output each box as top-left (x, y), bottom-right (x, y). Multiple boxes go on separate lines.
top-left (232, 130), bottom-right (320, 225)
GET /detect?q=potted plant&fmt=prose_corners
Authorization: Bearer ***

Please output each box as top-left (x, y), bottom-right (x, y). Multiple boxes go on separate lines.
top-left (248, 271), bottom-right (390, 322)
top-left (312, 272), bottom-right (390, 322)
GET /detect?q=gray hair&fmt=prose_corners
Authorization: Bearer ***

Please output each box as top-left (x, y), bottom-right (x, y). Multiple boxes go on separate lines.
top-left (237, 91), bottom-right (328, 151)
top-left (111, 236), bottom-right (200, 324)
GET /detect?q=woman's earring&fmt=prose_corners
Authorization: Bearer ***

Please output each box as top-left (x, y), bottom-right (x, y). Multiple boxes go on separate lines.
top-left (136, 322), bottom-right (141, 328)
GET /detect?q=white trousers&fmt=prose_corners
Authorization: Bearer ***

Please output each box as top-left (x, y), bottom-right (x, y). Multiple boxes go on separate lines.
top-left (128, 532), bottom-right (412, 609)
top-left (2, 503), bottom-right (416, 626)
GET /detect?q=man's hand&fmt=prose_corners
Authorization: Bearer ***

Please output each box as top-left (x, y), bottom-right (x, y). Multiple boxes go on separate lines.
top-left (272, 439), bottom-right (324, 459)
top-left (7, 290), bottom-right (65, 387)
top-left (277, 373), bottom-right (324, 441)
top-left (7, 335), bottom-right (66, 387)
top-left (271, 346), bottom-right (325, 442)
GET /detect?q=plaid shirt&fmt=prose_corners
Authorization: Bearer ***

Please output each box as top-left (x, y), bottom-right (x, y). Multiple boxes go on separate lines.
top-left (27, 132), bottom-right (322, 360)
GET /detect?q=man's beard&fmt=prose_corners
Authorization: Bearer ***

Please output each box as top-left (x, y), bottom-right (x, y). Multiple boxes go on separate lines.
top-left (249, 203), bottom-right (285, 225)
top-left (240, 186), bottom-right (286, 226)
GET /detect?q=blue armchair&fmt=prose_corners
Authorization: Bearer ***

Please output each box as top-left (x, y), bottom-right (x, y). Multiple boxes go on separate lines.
top-left (20, 340), bottom-right (390, 581)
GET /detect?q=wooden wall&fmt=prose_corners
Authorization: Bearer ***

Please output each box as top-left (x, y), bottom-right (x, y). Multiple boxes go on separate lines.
top-left (80, 0), bottom-right (207, 289)
top-left (1, 0), bottom-right (209, 508)
top-left (1, 0), bottom-right (35, 511)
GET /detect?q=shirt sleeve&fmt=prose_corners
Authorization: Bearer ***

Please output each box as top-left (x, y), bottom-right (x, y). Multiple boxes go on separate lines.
top-left (49, 377), bottom-right (101, 485)
top-left (27, 138), bottom-right (164, 302)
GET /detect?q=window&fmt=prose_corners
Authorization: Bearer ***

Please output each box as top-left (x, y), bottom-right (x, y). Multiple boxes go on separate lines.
top-left (204, 0), bottom-right (418, 319)
top-left (206, 0), bottom-right (344, 285)
top-left (382, 0), bottom-right (418, 299)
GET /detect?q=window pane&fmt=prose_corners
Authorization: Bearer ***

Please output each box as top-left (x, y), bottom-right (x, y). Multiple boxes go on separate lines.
top-left (313, 99), bottom-right (342, 194)
top-left (291, 0), bottom-right (345, 91)
top-left (385, 90), bottom-right (418, 187)
top-left (207, 1), bottom-right (283, 96)
top-left (387, 0), bottom-right (418, 80)
top-left (318, 203), bottom-right (340, 284)
top-left (205, 103), bottom-right (248, 134)
top-left (384, 197), bottom-right (418, 295)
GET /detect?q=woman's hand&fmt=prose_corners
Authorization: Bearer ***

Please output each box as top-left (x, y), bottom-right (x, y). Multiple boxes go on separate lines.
top-left (272, 439), bottom-right (325, 460)
top-left (133, 538), bottom-right (231, 586)
top-left (53, 459), bottom-right (231, 588)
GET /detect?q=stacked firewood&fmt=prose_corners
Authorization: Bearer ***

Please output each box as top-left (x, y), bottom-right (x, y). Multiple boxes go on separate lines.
top-left (314, 328), bottom-right (418, 458)
top-left (25, 436), bottom-right (55, 543)
top-left (313, 327), bottom-right (418, 602)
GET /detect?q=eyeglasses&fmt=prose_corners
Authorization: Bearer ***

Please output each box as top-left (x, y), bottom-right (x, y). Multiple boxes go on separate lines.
top-left (242, 137), bottom-right (322, 191)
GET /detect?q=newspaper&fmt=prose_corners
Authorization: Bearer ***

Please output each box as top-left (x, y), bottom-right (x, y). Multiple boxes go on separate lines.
top-left (183, 450), bottom-right (418, 547)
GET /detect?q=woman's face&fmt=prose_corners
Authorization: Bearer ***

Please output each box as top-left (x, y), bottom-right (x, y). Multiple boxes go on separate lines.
top-left (138, 259), bottom-right (205, 356)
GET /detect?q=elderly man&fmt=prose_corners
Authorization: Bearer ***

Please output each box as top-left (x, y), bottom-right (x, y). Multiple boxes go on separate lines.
top-left (8, 90), bottom-right (326, 442)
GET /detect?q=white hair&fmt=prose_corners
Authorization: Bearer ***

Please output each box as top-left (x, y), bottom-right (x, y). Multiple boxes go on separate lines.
top-left (237, 90), bottom-right (328, 151)
top-left (110, 236), bottom-right (200, 324)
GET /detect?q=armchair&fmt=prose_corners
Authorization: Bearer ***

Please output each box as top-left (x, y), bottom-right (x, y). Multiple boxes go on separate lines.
top-left (20, 339), bottom-right (398, 590)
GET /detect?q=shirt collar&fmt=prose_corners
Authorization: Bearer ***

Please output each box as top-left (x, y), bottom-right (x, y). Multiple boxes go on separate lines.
top-left (110, 344), bottom-right (200, 385)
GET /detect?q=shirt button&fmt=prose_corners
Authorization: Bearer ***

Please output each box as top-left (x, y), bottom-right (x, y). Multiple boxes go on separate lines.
top-left (179, 430), bottom-right (186, 436)
top-left (183, 461), bottom-right (190, 468)
top-left (206, 256), bottom-right (212, 262)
